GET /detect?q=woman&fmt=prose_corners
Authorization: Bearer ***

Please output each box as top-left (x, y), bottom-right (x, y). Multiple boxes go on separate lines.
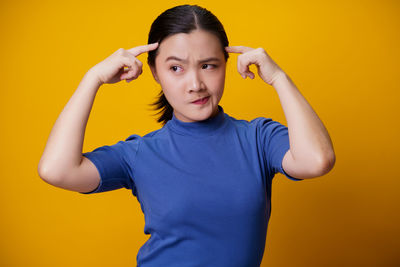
top-left (38, 4), bottom-right (335, 266)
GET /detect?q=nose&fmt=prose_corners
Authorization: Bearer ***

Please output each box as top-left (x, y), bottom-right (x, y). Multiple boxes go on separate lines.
top-left (187, 70), bottom-right (205, 93)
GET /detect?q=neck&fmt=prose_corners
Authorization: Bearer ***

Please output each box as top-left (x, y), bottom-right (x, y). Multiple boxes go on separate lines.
top-left (167, 105), bottom-right (227, 137)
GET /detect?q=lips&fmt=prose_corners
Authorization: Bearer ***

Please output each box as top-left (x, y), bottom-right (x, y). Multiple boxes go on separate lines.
top-left (191, 96), bottom-right (210, 103)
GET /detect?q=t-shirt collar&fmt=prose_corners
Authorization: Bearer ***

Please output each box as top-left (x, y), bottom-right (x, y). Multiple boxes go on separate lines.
top-left (167, 105), bottom-right (226, 137)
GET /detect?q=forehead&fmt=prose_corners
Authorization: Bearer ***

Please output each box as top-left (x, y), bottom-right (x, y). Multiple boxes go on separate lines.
top-left (156, 30), bottom-right (223, 61)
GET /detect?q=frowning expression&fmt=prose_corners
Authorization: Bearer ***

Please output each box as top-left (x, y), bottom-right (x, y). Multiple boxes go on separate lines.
top-left (150, 29), bottom-right (226, 123)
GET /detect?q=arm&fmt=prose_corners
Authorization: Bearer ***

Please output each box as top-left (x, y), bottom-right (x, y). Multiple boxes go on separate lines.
top-left (226, 46), bottom-right (336, 179)
top-left (272, 71), bottom-right (335, 178)
top-left (38, 43), bottom-right (159, 192)
top-left (37, 70), bottom-right (102, 191)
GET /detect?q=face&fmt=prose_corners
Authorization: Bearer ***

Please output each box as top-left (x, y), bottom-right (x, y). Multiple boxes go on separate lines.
top-left (150, 29), bottom-right (226, 123)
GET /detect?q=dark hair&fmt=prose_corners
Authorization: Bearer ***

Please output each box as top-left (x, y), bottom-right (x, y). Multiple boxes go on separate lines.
top-left (147, 5), bottom-right (229, 126)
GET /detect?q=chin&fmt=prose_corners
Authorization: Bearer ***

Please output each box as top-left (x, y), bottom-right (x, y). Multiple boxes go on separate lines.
top-left (196, 113), bottom-right (212, 122)
top-left (175, 103), bottom-right (217, 122)
top-left (184, 112), bottom-right (207, 122)
top-left (196, 105), bottom-right (217, 120)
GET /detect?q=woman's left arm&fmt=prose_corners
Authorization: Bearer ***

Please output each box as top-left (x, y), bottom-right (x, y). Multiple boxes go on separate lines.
top-left (226, 46), bottom-right (336, 179)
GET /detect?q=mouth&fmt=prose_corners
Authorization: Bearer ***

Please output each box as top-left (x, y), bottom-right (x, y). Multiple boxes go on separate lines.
top-left (191, 96), bottom-right (210, 105)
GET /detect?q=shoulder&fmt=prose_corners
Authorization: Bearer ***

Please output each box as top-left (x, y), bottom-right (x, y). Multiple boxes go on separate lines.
top-left (227, 115), bottom-right (288, 150)
top-left (143, 124), bottom-right (170, 138)
top-left (225, 113), bottom-right (280, 133)
top-left (124, 123), bottom-right (169, 141)
top-left (224, 113), bottom-right (255, 129)
top-left (126, 124), bottom-right (170, 147)
top-left (249, 117), bottom-right (279, 127)
top-left (249, 117), bottom-right (287, 135)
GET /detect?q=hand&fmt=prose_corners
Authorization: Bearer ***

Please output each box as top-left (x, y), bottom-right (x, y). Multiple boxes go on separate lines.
top-left (225, 46), bottom-right (284, 85)
top-left (89, 43), bottom-right (159, 85)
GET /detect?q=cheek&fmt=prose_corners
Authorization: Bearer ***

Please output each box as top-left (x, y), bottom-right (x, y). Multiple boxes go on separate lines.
top-left (157, 71), bottom-right (178, 92)
top-left (208, 69), bottom-right (226, 91)
top-left (158, 76), bottom-right (182, 104)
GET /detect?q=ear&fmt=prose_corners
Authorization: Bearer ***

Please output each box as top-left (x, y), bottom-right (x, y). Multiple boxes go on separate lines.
top-left (149, 65), bottom-right (160, 84)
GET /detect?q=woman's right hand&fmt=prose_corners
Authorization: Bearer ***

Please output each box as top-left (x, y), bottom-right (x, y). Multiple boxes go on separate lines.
top-left (89, 43), bottom-right (159, 85)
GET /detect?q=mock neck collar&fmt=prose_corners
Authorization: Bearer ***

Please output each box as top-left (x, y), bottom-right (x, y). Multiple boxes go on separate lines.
top-left (167, 105), bottom-right (227, 137)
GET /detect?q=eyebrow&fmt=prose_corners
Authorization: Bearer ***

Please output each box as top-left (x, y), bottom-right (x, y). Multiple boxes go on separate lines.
top-left (165, 56), bottom-right (221, 64)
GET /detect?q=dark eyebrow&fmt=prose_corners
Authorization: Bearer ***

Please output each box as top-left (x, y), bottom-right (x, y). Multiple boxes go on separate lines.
top-left (198, 57), bottom-right (221, 64)
top-left (165, 56), bottom-right (221, 64)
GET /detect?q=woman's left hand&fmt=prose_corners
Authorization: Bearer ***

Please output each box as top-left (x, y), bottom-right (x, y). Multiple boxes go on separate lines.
top-left (225, 46), bottom-right (284, 85)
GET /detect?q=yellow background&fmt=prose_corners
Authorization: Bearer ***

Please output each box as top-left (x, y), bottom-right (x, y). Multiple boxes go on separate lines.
top-left (1, 0), bottom-right (399, 266)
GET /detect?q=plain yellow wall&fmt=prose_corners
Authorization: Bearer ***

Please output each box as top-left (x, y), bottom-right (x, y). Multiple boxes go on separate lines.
top-left (1, 0), bottom-right (399, 266)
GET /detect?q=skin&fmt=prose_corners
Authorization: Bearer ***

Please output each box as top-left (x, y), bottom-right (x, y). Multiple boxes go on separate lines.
top-left (111, 31), bottom-right (335, 179)
top-left (146, 30), bottom-right (335, 178)
top-left (226, 46), bottom-right (336, 178)
top-left (150, 30), bottom-right (226, 123)
top-left (38, 26), bottom-right (335, 193)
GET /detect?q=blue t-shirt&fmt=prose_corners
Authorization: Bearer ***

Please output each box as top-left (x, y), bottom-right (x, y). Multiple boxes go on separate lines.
top-left (81, 105), bottom-right (303, 266)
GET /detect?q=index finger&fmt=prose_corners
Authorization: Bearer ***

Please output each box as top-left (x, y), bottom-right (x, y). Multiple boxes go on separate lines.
top-left (225, 46), bottom-right (254, 54)
top-left (128, 42), bottom-right (159, 57)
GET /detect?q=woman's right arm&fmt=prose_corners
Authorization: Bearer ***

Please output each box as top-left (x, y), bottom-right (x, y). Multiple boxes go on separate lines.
top-left (38, 70), bottom-right (103, 192)
top-left (37, 43), bottom-right (159, 193)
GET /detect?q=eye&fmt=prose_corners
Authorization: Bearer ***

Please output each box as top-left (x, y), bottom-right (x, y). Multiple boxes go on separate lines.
top-left (170, 65), bottom-right (183, 73)
top-left (202, 64), bottom-right (216, 70)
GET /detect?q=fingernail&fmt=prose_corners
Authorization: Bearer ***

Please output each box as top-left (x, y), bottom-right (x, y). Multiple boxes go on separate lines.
top-left (241, 74), bottom-right (246, 79)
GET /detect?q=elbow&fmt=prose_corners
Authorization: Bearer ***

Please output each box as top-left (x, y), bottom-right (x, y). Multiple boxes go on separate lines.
top-left (37, 162), bottom-right (64, 186)
top-left (37, 164), bottom-right (53, 184)
top-left (314, 151), bottom-right (336, 176)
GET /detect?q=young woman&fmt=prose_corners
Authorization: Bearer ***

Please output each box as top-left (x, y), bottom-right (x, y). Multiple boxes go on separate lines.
top-left (38, 4), bottom-right (335, 266)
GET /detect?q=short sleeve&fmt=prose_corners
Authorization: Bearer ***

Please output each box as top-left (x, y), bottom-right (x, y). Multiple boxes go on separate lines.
top-left (79, 134), bottom-right (142, 194)
top-left (255, 117), bottom-right (304, 181)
